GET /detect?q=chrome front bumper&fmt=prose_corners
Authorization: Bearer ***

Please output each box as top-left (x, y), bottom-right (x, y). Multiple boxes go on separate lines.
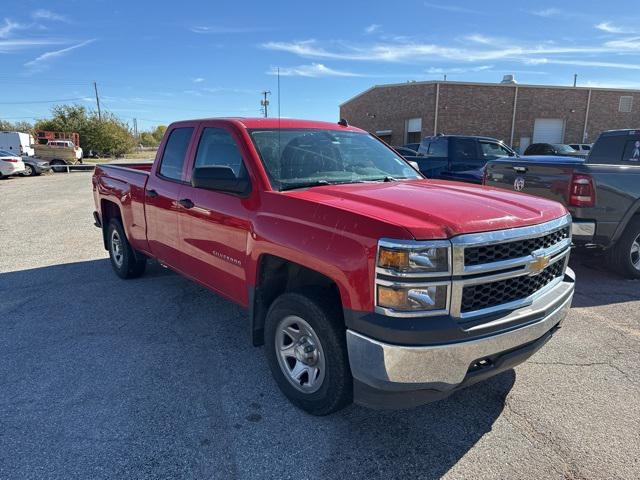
top-left (347, 268), bottom-right (574, 394)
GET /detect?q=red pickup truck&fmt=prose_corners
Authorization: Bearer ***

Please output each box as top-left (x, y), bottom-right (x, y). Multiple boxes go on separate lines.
top-left (92, 118), bottom-right (575, 415)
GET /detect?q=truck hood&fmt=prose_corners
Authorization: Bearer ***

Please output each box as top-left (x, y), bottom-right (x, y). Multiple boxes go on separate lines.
top-left (285, 179), bottom-right (567, 239)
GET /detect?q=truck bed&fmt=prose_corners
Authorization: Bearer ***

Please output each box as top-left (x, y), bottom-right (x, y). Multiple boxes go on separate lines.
top-left (93, 162), bottom-right (152, 253)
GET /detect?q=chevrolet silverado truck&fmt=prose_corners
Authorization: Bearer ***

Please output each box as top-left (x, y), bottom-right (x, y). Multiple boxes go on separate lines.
top-left (484, 129), bottom-right (640, 279)
top-left (92, 118), bottom-right (575, 415)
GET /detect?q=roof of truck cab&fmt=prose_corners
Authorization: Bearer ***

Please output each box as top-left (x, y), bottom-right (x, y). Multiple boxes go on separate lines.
top-left (172, 117), bottom-right (365, 132)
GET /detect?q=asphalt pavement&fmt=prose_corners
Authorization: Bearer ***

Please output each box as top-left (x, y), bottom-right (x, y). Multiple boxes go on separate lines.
top-left (1, 172), bottom-right (638, 479)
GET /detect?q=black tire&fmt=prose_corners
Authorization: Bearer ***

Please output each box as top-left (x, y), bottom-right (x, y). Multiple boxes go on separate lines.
top-left (50, 160), bottom-right (66, 173)
top-left (264, 290), bottom-right (352, 415)
top-left (608, 217), bottom-right (640, 279)
top-left (106, 218), bottom-right (147, 279)
top-left (22, 164), bottom-right (36, 176)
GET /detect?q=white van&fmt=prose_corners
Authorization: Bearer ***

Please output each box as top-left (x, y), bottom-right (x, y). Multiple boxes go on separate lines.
top-left (0, 131), bottom-right (35, 156)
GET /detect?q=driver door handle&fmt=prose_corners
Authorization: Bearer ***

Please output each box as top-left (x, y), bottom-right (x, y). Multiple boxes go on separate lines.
top-left (178, 198), bottom-right (195, 209)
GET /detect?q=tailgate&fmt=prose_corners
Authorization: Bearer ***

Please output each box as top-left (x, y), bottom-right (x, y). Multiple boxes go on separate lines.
top-left (484, 157), bottom-right (583, 206)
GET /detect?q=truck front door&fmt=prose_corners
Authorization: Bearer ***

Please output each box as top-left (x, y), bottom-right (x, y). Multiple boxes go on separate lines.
top-left (177, 123), bottom-right (252, 306)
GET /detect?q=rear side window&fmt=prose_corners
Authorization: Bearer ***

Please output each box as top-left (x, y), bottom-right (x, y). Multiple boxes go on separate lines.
top-left (427, 139), bottom-right (447, 157)
top-left (158, 127), bottom-right (194, 181)
top-left (588, 135), bottom-right (629, 164)
top-left (622, 140), bottom-right (640, 163)
top-left (194, 128), bottom-right (247, 179)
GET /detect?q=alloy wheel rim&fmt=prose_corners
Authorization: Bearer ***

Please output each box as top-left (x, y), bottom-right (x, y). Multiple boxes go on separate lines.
top-left (24, 165), bottom-right (32, 176)
top-left (110, 229), bottom-right (124, 267)
top-left (275, 315), bottom-right (326, 393)
top-left (631, 235), bottom-right (640, 271)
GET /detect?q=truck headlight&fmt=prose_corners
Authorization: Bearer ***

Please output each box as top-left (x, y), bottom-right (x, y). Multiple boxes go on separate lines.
top-left (377, 239), bottom-right (450, 274)
top-left (377, 284), bottom-right (448, 311)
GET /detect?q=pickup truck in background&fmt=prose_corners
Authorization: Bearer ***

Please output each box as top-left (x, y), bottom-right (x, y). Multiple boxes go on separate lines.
top-left (34, 131), bottom-right (83, 172)
top-left (400, 134), bottom-right (518, 184)
top-left (92, 118), bottom-right (575, 414)
top-left (485, 129), bottom-right (640, 278)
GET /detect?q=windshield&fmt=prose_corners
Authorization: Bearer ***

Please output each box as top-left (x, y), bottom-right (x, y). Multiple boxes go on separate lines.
top-left (554, 144), bottom-right (577, 153)
top-left (249, 129), bottom-right (421, 190)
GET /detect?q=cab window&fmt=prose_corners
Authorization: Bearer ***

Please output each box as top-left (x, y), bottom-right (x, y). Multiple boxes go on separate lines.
top-left (480, 141), bottom-right (512, 160)
top-left (193, 128), bottom-right (247, 179)
top-left (158, 127), bottom-right (194, 181)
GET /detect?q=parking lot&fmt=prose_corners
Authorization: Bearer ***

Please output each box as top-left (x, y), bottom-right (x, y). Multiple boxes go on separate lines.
top-left (1, 171), bottom-right (639, 479)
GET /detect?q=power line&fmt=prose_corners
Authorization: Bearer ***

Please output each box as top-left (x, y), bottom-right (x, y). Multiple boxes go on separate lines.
top-left (0, 97), bottom-right (87, 105)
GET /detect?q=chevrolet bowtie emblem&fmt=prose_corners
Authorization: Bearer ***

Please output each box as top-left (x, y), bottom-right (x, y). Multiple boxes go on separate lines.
top-left (529, 253), bottom-right (550, 274)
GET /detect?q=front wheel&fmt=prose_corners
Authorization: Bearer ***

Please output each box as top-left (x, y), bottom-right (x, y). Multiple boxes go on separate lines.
top-left (608, 218), bottom-right (640, 279)
top-left (21, 164), bottom-right (35, 176)
top-left (264, 291), bottom-right (352, 415)
top-left (106, 218), bottom-right (146, 279)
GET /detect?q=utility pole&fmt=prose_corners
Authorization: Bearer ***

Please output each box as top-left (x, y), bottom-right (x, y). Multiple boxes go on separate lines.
top-left (93, 81), bottom-right (102, 121)
top-left (261, 90), bottom-right (271, 118)
top-left (573, 73), bottom-right (578, 87)
top-left (133, 118), bottom-right (138, 144)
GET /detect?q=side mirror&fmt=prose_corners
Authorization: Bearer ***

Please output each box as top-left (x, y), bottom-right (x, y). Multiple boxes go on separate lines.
top-left (191, 166), bottom-right (250, 195)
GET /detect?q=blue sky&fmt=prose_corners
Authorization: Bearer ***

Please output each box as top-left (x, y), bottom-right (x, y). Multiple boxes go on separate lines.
top-left (1, 0), bottom-right (640, 130)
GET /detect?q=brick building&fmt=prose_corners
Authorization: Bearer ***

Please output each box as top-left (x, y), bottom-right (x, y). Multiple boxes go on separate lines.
top-left (339, 79), bottom-right (640, 152)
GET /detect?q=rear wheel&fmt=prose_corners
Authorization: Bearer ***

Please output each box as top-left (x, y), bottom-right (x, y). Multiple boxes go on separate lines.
top-left (608, 218), bottom-right (640, 279)
top-left (50, 160), bottom-right (66, 173)
top-left (264, 291), bottom-right (352, 415)
top-left (106, 218), bottom-right (146, 279)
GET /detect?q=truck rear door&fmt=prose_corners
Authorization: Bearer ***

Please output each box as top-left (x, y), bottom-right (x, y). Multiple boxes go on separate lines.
top-left (484, 157), bottom-right (584, 205)
top-left (145, 125), bottom-right (196, 269)
top-left (414, 137), bottom-right (449, 179)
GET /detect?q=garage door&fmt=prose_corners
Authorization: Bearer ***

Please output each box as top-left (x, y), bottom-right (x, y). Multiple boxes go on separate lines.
top-left (533, 118), bottom-right (565, 143)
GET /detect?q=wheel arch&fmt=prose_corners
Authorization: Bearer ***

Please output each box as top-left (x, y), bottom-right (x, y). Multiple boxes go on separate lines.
top-left (100, 199), bottom-right (123, 250)
top-left (248, 254), bottom-right (345, 346)
top-left (610, 198), bottom-right (640, 247)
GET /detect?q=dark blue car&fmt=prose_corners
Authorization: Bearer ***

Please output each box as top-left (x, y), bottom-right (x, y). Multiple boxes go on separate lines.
top-left (399, 135), bottom-right (518, 184)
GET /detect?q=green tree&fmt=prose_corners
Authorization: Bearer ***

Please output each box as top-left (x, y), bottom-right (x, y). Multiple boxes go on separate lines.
top-left (0, 119), bottom-right (34, 132)
top-left (34, 104), bottom-right (135, 156)
top-left (139, 125), bottom-right (167, 147)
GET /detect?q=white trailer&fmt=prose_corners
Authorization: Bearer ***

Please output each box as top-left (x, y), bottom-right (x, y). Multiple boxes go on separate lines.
top-left (0, 131), bottom-right (35, 156)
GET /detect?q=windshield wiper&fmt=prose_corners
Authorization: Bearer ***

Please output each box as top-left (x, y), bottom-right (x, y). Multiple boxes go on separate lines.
top-left (280, 179), bottom-right (373, 191)
top-left (280, 180), bottom-right (331, 191)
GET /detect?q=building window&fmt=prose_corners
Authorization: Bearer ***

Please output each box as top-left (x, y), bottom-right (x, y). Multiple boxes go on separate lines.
top-left (619, 96), bottom-right (633, 113)
top-left (405, 118), bottom-right (422, 144)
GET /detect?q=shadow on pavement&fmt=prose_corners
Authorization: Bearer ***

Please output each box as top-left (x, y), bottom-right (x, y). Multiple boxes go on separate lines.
top-left (568, 251), bottom-right (640, 308)
top-left (0, 258), bottom-right (513, 479)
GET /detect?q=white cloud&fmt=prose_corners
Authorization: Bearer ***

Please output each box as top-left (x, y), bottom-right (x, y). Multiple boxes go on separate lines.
top-left (25, 39), bottom-right (96, 69)
top-left (32, 10), bottom-right (68, 22)
top-left (528, 58), bottom-right (640, 70)
top-left (605, 36), bottom-right (640, 50)
top-left (268, 63), bottom-right (362, 77)
top-left (530, 8), bottom-right (562, 18)
top-left (0, 38), bottom-right (66, 53)
top-left (365, 24), bottom-right (380, 34)
top-left (193, 77), bottom-right (205, 83)
top-left (0, 19), bottom-right (26, 38)
top-left (423, 2), bottom-right (481, 14)
top-left (426, 65), bottom-right (493, 74)
top-left (190, 25), bottom-right (261, 34)
top-left (262, 38), bottom-right (613, 63)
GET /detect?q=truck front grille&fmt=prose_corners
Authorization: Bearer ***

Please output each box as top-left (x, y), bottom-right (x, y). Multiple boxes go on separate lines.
top-left (460, 261), bottom-right (564, 313)
top-left (464, 226), bottom-right (570, 266)
top-left (450, 215), bottom-right (572, 319)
